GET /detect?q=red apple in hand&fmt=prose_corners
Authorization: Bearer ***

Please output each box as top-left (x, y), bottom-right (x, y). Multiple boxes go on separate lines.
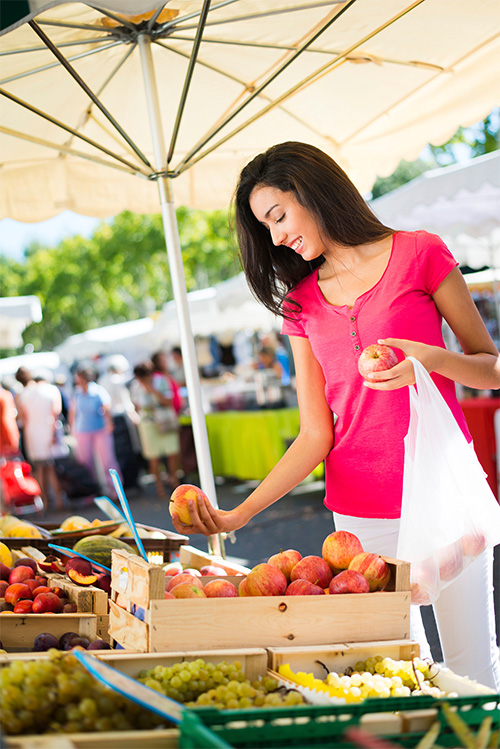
top-left (329, 570), bottom-right (370, 594)
top-left (348, 552), bottom-right (391, 591)
top-left (358, 344), bottom-right (398, 382)
top-left (168, 484), bottom-right (209, 526)
top-left (322, 531), bottom-right (364, 574)
top-left (245, 564), bottom-right (287, 596)
top-left (290, 555), bottom-right (332, 588)
top-left (267, 549), bottom-right (302, 583)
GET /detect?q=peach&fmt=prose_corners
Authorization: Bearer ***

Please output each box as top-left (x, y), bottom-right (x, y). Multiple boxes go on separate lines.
top-left (32, 586), bottom-right (51, 597)
top-left (66, 558), bottom-right (97, 586)
top-left (5, 583), bottom-right (33, 604)
top-left (14, 557), bottom-right (38, 574)
top-left (290, 555), bottom-right (333, 589)
top-left (267, 549), bottom-right (302, 583)
top-left (62, 603), bottom-right (78, 613)
top-left (35, 576), bottom-right (48, 586)
top-left (95, 573), bottom-right (111, 594)
top-left (32, 591), bottom-right (62, 613)
top-left (245, 564), bottom-right (287, 597)
top-left (0, 563), bottom-right (12, 581)
top-left (0, 580), bottom-right (9, 597)
top-left (25, 579), bottom-right (41, 593)
top-left (203, 580), bottom-right (238, 598)
top-left (168, 484), bottom-right (209, 526)
top-left (171, 583), bottom-right (207, 599)
top-left (13, 599), bottom-right (33, 613)
top-left (9, 566), bottom-right (35, 585)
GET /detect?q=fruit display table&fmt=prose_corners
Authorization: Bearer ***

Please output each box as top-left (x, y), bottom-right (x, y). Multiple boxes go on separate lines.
top-left (459, 397), bottom-right (500, 499)
top-left (181, 408), bottom-right (324, 481)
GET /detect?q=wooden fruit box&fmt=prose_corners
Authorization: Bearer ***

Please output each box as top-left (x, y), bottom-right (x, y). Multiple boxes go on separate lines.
top-left (0, 612), bottom-right (98, 652)
top-left (1, 647), bottom-right (268, 748)
top-left (109, 549), bottom-right (411, 652)
top-left (179, 544), bottom-right (251, 574)
top-left (9, 547), bottom-right (110, 642)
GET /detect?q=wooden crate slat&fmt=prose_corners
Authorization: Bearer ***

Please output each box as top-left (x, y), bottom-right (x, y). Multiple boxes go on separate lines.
top-left (110, 549), bottom-right (164, 608)
top-left (109, 599), bottom-right (149, 651)
top-left (0, 613), bottom-right (98, 651)
top-left (4, 729), bottom-right (178, 748)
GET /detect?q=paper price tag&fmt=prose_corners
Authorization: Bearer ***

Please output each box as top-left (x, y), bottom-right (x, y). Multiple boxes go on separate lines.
top-left (119, 566), bottom-right (129, 591)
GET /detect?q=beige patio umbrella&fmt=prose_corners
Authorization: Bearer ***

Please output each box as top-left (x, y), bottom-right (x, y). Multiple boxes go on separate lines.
top-left (1, 0), bottom-right (499, 553)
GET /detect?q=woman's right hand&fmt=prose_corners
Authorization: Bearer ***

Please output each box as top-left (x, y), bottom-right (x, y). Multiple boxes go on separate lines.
top-left (171, 496), bottom-right (247, 537)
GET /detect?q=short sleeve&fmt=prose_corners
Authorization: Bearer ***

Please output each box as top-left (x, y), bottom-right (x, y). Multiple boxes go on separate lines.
top-left (416, 231), bottom-right (458, 295)
top-left (281, 297), bottom-right (307, 338)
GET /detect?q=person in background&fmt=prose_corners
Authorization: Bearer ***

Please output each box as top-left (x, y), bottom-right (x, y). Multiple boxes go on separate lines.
top-left (169, 346), bottom-right (186, 387)
top-left (15, 367), bottom-right (64, 510)
top-left (173, 141), bottom-right (500, 690)
top-left (0, 383), bottom-right (20, 457)
top-left (99, 355), bottom-right (141, 490)
top-left (131, 360), bottom-right (181, 497)
top-left (54, 373), bottom-right (70, 428)
top-left (151, 351), bottom-right (183, 416)
top-left (254, 345), bottom-right (284, 379)
top-left (68, 365), bottom-right (122, 499)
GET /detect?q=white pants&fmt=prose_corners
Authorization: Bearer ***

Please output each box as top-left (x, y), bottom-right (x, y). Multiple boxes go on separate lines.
top-left (333, 512), bottom-right (500, 690)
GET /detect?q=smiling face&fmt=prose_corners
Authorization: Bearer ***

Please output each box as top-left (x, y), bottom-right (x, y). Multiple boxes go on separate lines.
top-left (249, 185), bottom-right (328, 263)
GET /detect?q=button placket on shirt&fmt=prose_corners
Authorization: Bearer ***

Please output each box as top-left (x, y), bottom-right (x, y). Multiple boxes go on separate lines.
top-left (349, 313), bottom-right (361, 352)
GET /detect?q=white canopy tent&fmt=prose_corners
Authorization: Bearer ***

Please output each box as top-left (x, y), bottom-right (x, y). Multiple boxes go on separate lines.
top-left (0, 295), bottom-right (42, 349)
top-left (1, 1), bottom-right (499, 553)
top-left (370, 150), bottom-right (500, 267)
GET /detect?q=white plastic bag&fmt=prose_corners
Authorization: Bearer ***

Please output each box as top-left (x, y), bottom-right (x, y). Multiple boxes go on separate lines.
top-left (396, 356), bottom-right (500, 605)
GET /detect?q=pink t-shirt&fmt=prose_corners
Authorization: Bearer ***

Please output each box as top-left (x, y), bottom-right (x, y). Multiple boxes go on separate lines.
top-left (281, 230), bottom-right (471, 519)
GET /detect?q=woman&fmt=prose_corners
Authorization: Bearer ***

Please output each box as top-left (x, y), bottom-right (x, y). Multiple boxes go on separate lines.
top-left (69, 365), bottom-right (122, 499)
top-left (171, 141), bottom-right (500, 689)
top-left (131, 361), bottom-right (181, 497)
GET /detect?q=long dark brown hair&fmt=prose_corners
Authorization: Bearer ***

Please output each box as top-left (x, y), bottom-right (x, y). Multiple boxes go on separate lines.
top-left (233, 141), bottom-right (393, 318)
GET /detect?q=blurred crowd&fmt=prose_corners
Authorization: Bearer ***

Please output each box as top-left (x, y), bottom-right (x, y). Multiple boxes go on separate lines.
top-left (0, 332), bottom-right (293, 514)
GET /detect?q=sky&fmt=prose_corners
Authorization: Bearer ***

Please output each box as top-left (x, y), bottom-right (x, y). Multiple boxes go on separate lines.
top-left (0, 211), bottom-right (103, 262)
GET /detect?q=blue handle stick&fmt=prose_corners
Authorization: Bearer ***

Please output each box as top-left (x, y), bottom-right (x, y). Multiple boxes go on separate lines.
top-left (109, 469), bottom-right (148, 562)
top-left (48, 543), bottom-right (111, 573)
top-left (73, 649), bottom-right (184, 723)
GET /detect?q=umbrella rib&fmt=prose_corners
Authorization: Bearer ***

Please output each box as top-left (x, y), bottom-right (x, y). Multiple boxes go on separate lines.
top-left (146, 4), bottom-right (168, 33)
top-left (164, 0), bottom-right (346, 33)
top-left (167, 0), bottom-right (212, 165)
top-left (0, 87), bottom-right (151, 176)
top-left (0, 42), bottom-right (124, 87)
top-left (38, 20), bottom-right (114, 33)
top-left (28, 20), bottom-right (153, 170)
top-left (154, 0), bottom-right (240, 34)
top-left (0, 126), bottom-right (150, 177)
top-left (0, 37), bottom-right (115, 57)
top-left (156, 40), bottom-right (337, 148)
top-left (174, 0), bottom-right (357, 173)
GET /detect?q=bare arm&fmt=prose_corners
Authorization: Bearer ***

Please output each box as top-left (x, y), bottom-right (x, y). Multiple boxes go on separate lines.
top-left (365, 267), bottom-right (500, 390)
top-left (171, 336), bottom-right (334, 535)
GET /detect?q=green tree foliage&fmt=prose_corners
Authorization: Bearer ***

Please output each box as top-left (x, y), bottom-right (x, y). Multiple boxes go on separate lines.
top-left (2, 207), bottom-right (238, 353)
top-left (370, 158), bottom-right (431, 200)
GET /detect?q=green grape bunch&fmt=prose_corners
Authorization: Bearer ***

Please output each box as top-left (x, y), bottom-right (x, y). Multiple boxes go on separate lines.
top-left (0, 650), bottom-right (167, 736)
top-left (136, 658), bottom-right (305, 710)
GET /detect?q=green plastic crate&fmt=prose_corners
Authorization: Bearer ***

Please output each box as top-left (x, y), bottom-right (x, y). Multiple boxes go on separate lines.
top-left (179, 693), bottom-right (500, 748)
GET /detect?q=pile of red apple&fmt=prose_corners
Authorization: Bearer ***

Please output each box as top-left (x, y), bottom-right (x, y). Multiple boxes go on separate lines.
top-left (163, 560), bottom-right (242, 599)
top-left (162, 531), bottom-right (391, 599)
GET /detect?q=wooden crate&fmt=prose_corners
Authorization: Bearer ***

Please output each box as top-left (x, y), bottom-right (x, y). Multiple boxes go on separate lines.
top-left (9, 547), bottom-right (110, 643)
top-left (109, 549), bottom-right (411, 652)
top-left (0, 612), bottom-right (98, 651)
top-left (179, 544), bottom-right (251, 575)
top-left (1, 647), bottom-right (268, 748)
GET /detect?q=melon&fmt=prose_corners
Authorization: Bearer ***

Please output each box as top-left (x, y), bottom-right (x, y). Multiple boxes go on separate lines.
top-left (0, 541), bottom-right (12, 567)
top-left (73, 535), bottom-right (134, 568)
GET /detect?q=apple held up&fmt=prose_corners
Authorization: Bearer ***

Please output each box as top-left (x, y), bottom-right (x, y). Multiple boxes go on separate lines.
top-left (322, 531), bottom-right (364, 575)
top-left (348, 552), bottom-right (391, 592)
top-left (168, 484), bottom-right (210, 526)
top-left (357, 344), bottom-right (398, 382)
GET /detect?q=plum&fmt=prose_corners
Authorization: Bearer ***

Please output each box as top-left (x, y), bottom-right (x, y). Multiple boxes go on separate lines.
top-left (14, 557), bottom-right (38, 574)
top-left (0, 563), bottom-right (12, 581)
top-left (0, 601), bottom-right (14, 612)
top-left (87, 639), bottom-right (111, 650)
top-left (95, 573), bottom-right (111, 594)
top-left (62, 603), bottom-right (78, 613)
top-left (59, 631), bottom-right (80, 648)
top-left (63, 636), bottom-right (89, 650)
top-left (34, 633), bottom-right (61, 651)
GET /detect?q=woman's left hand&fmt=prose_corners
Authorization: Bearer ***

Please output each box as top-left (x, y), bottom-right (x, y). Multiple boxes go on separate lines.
top-left (362, 338), bottom-right (438, 390)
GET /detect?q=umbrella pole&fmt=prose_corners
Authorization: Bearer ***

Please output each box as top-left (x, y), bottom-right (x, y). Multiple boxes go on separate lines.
top-left (138, 33), bottom-right (223, 557)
